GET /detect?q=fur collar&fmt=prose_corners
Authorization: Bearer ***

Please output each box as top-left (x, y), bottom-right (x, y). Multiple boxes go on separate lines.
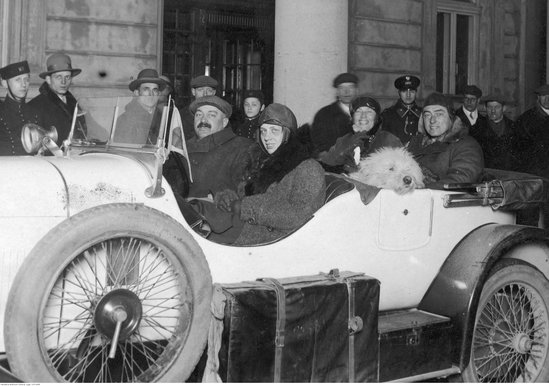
top-left (245, 134), bottom-right (311, 195)
top-left (417, 115), bottom-right (469, 146)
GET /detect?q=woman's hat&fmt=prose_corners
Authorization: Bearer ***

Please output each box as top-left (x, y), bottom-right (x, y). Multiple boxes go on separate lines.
top-left (128, 69), bottom-right (167, 91)
top-left (39, 53), bottom-right (81, 79)
top-left (350, 96), bottom-right (381, 116)
top-left (258, 103), bottom-right (297, 130)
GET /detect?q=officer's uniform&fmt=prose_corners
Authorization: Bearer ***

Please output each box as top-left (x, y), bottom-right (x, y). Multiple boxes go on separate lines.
top-left (380, 75), bottom-right (422, 145)
top-left (0, 61), bottom-right (40, 156)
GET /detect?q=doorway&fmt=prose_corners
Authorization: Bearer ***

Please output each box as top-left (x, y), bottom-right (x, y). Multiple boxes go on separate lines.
top-left (162, 0), bottom-right (275, 116)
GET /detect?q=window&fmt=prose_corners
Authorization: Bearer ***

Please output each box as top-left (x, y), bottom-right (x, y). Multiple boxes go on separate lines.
top-left (435, 1), bottom-right (480, 94)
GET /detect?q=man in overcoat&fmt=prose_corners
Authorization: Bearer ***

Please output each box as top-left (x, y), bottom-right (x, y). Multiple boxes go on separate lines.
top-left (29, 53), bottom-right (86, 146)
top-left (310, 72), bottom-right (358, 153)
top-left (186, 95), bottom-right (261, 199)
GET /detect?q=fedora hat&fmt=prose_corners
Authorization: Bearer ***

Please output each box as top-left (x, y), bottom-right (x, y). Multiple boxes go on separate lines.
top-left (39, 53), bottom-right (81, 79)
top-left (128, 69), bottom-right (167, 91)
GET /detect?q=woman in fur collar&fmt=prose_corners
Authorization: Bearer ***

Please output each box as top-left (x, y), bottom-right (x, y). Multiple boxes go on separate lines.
top-left (212, 103), bottom-right (326, 245)
top-left (408, 92), bottom-right (484, 188)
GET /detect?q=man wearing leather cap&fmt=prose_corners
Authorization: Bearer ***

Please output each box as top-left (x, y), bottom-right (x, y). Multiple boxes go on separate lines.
top-left (381, 74), bottom-right (422, 145)
top-left (113, 68), bottom-right (168, 144)
top-left (180, 75), bottom-right (219, 140)
top-left (310, 72), bottom-right (358, 153)
top-left (0, 60), bottom-right (40, 155)
top-left (514, 84), bottom-right (549, 178)
top-left (186, 95), bottom-right (261, 199)
top-left (29, 53), bottom-right (86, 146)
top-left (455, 84), bottom-right (488, 138)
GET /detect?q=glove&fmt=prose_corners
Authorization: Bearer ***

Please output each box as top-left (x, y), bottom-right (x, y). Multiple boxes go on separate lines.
top-left (214, 189), bottom-right (239, 212)
top-left (421, 165), bottom-right (439, 184)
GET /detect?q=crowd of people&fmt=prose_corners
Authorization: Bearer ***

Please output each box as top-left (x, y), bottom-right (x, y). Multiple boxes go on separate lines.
top-left (1, 54), bottom-right (549, 241)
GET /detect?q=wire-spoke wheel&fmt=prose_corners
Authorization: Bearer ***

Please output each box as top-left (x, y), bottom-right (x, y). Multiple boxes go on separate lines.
top-left (463, 264), bottom-right (549, 382)
top-left (4, 204), bottom-right (212, 383)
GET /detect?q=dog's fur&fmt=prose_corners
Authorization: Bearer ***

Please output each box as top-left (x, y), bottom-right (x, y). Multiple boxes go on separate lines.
top-left (349, 147), bottom-right (425, 194)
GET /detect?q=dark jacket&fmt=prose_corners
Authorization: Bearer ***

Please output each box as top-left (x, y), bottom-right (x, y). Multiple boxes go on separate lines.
top-left (113, 98), bottom-right (163, 144)
top-left (514, 104), bottom-right (549, 177)
top-left (234, 136), bottom-right (326, 245)
top-left (187, 127), bottom-right (261, 198)
top-left (455, 107), bottom-right (489, 139)
top-left (380, 99), bottom-right (422, 145)
top-left (470, 116), bottom-right (518, 171)
top-left (234, 115), bottom-right (261, 140)
top-left (181, 105), bottom-right (196, 140)
top-left (28, 82), bottom-right (86, 146)
top-left (407, 116), bottom-right (484, 188)
top-left (310, 101), bottom-right (353, 153)
top-left (0, 96), bottom-right (40, 155)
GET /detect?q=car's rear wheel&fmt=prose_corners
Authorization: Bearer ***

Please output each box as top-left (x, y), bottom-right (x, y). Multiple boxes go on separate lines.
top-left (462, 264), bottom-right (549, 382)
top-left (4, 204), bottom-right (212, 383)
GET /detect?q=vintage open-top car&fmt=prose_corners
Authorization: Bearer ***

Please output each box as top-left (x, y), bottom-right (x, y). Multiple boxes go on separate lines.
top-left (1, 96), bottom-right (549, 382)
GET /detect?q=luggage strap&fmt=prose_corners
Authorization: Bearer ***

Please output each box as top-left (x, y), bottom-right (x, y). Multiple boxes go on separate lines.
top-left (259, 277), bottom-right (286, 383)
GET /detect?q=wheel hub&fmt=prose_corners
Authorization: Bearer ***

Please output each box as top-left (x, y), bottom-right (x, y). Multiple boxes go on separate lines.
top-left (94, 288), bottom-right (142, 340)
top-left (513, 332), bottom-right (533, 354)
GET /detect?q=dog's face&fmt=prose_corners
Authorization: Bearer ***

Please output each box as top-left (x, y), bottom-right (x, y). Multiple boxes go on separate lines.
top-left (350, 147), bottom-right (425, 194)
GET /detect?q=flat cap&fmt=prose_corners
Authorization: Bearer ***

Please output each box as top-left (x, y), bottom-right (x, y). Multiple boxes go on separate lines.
top-left (535, 84), bottom-right (549, 96)
top-left (189, 95), bottom-right (232, 118)
top-left (0, 60), bottom-right (30, 80)
top-left (333, 72), bottom-right (358, 87)
top-left (350, 96), bottom-right (381, 116)
top-left (258, 103), bottom-right (297, 131)
top-left (461, 84), bottom-right (482, 98)
top-left (394, 75), bottom-right (420, 91)
top-left (243, 89), bottom-right (265, 105)
top-left (190, 75), bottom-right (218, 89)
top-left (483, 93), bottom-right (507, 105)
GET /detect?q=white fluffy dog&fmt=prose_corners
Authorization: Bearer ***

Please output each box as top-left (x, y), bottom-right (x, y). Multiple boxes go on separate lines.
top-left (349, 147), bottom-right (425, 194)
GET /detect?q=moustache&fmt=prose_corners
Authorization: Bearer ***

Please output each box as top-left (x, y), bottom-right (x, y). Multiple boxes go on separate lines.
top-left (197, 122), bottom-right (211, 129)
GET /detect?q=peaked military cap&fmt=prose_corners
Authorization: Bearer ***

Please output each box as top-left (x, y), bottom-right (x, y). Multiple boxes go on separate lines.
top-left (394, 75), bottom-right (420, 91)
top-left (461, 85), bottom-right (482, 98)
top-left (0, 60), bottom-right (30, 81)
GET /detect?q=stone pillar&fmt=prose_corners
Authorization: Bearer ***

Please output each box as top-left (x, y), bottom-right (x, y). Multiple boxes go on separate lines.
top-left (273, 0), bottom-right (348, 125)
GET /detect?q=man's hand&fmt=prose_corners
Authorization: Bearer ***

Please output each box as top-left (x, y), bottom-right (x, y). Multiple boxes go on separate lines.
top-left (214, 189), bottom-right (239, 212)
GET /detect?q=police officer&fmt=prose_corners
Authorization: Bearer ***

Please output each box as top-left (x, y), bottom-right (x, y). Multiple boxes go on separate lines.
top-left (0, 60), bottom-right (40, 155)
top-left (381, 75), bottom-right (422, 145)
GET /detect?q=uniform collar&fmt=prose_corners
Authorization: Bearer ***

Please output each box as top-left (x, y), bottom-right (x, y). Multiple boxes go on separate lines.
top-left (396, 99), bottom-right (421, 118)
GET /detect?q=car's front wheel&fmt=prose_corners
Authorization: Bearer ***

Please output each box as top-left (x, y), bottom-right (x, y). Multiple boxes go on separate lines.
top-left (462, 263), bottom-right (549, 382)
top-left (4, 204), bottom-right (212, 383)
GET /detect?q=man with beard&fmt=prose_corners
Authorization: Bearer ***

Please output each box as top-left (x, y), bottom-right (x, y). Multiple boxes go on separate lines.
top-left (514, 84), bottom-right (549, 178)
top-left (186, 95), bottom-right (261, 199)
top-left (113, 69), bottom-right (168, 144)
top-left (0, 60), bottom-right (40, 155)
top-left (381, 75), bottom-right (422, 145)
top-left (29, 53), bottom-right (86, 145)
top-left (310, 72), bottom-right (359, 153)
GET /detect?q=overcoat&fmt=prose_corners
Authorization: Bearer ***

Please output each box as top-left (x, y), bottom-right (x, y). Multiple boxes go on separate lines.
top-left (0, 96), bottom-right (40, 155)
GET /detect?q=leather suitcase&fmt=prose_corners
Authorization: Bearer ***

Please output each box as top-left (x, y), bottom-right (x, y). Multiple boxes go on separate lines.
top-left (218, 269), bottom-right (380, 382)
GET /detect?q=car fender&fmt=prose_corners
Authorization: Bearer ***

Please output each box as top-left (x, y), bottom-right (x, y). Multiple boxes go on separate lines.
top-left (418, 223), bottom-right (549, 368)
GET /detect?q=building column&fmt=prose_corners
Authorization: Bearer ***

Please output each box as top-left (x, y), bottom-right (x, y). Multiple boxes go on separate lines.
top-left (273, 0), bottom-right (348, 125)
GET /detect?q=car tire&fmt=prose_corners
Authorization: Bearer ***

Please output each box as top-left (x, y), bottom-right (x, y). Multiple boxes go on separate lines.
top-left (4, 203), bottom-right (212, 383)
top-left (462, 263), bottom-right (549, 382)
